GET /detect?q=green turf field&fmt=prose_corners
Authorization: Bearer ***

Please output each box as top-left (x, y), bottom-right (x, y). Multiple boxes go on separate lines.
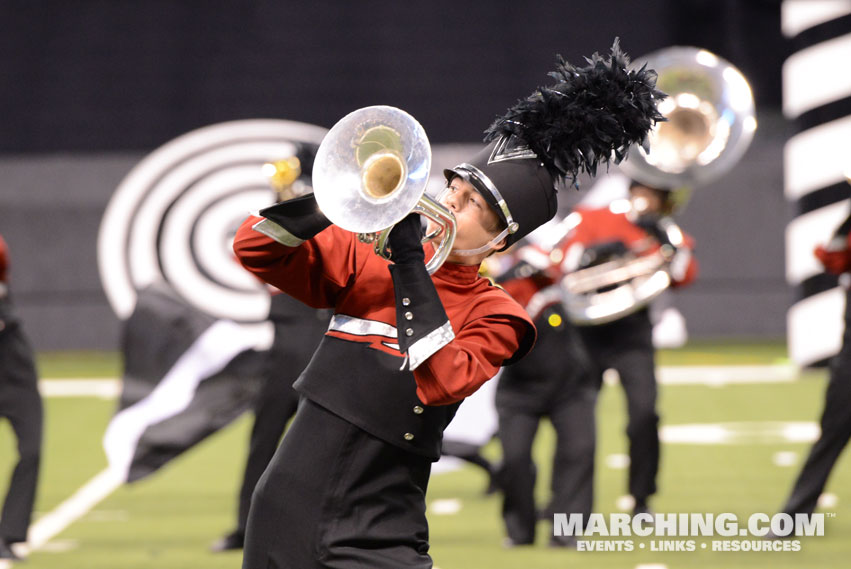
top-left (1, 341), bottom-right (849, 568)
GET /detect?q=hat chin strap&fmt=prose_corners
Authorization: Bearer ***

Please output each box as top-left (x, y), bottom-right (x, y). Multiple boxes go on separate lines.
top-left (450, 226), bottom-right (511, 256)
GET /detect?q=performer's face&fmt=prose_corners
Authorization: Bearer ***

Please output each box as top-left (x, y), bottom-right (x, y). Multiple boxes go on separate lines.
top-left (629, 184), bottom-right (667, 215)
top-left (431, 177), bottom-right (506, 264)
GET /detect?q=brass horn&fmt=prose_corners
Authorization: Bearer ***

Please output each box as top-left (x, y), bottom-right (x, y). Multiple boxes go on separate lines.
top-left (561, 215), bottom-right (686, 325)
top-left (619, 46), bottom-right (757, 189)
top-left (312, 105), bottom-right (456, 274)
top-left (562, 46), bottom-right (756, 325)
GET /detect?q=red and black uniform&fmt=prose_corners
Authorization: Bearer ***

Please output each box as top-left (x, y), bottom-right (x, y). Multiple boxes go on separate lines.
top-left (492, 240), bottom-right (596, 546)
top-left (779, 213), bottom-right (851, 520)
top-left (555, 203), bottom-right (697, 510)
top-left (0, 234), bottom-right (42, 554)
top-left (233, 215), bottom-right (533, 568)
top-left (0, 237), bottom-right (7, 284)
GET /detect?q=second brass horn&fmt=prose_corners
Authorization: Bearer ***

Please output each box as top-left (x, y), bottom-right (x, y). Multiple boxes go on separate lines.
top-left (618, 46), bottom-right (757, 188)
top-left (562, 46), bottom-right (757, 325)
top-left (312, 105), bottom-right (456, 274)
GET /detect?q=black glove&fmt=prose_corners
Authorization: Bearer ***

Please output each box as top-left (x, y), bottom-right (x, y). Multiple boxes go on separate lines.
top-left (258, 193), bottom-right (331, 240)
top-left (578, 240), bottom-right (629, 269)
top-left (386, 213), bottom-right (425, 265)
top-left (635, 214), bottom-right (673, 248)
top-left (386, 214), bottom-right (449, 366)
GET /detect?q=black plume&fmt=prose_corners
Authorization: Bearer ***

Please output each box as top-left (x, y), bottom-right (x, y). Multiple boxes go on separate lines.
top-left (484, 38), bottom-right (666, 186)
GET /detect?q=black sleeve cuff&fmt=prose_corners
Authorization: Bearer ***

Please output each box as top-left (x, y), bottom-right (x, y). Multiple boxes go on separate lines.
top-left (258, 193), bottom-right (331, 241)
top-left (388, 262), bottom-right (454, 369)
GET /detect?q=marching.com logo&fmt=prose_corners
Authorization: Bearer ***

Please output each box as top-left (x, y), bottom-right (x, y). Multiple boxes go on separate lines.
top-left (554, 512), bottom-right (829, 552)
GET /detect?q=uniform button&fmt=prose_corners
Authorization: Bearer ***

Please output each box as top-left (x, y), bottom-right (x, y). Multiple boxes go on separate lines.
top-left (413, 405), bottom-right (424, 414)
top-left (549, 249), bottom-right (564, 264)
top-left (404, 432), bottom-right (415, 441)
top-left (405, 328), bottom-right (414, 337)
top-left (404, 311), bottom-right (413, 320)
top-left (402, 297), bottom-right (411, 306)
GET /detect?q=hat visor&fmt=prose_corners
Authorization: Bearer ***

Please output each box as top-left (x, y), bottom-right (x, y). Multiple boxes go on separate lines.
top-left (442, 167), bottom-right (507, 227)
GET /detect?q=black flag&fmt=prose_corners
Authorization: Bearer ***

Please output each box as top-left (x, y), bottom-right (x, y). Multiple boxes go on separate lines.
top-left (103, 283), bottom-right (266, 482)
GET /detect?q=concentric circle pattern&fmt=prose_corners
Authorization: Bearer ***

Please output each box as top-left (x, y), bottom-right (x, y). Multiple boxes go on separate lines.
top-left (98, 119), bottom-right (328, 322)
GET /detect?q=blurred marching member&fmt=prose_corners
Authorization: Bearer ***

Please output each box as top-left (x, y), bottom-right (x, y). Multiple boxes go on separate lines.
top-left (213, 145), bottom-right (332, 552)
top-left (567, 173), bottom-right (691, 349)
top-left (774, 209), bottom-right (851, 525)
top-left (490, 226), bottom-right (597, 547)
top-left (233, 41), bottom-right (664, 568)
top-left (0, 234), bottom-right (43, 561)
top-left (556, 177), bottom-right (698, 516)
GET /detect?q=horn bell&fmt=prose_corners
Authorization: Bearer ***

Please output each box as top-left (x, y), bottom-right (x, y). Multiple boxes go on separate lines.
top-left (619, 46), bottom-right (757, 189)
top-left (312, 105), bottom-right (432, 234)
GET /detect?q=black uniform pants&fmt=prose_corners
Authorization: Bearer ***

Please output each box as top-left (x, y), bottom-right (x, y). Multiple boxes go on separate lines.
top-left (242, 399), bottom-right (433, 569)
top-left (782, 290), bottom-right (851, 516)
top-left (495, 307), bottom-right (596, 544)
top-left (497, 386), bottom-right (597, 543)
top-left (0, 321), bottom-right (42, 543)
top-left (578, 309), bottom-right (659, 504)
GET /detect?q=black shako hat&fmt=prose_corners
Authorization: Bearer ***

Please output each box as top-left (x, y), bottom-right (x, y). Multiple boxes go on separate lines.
top-left (445, 39), bottom-right (666, 249)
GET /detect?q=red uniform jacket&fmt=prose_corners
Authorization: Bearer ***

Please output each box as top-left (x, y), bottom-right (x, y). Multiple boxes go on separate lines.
top-left (0, 234), bottom-right (8, 285)
top-left (234, 217), bottom-right (534, 459)
top-left (494, 242), bottom-right (562, 321)
top-left (556, 205), bottom-right (698, 287)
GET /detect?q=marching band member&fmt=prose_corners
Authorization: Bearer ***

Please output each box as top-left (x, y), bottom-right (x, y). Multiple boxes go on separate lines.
top-left (491, 228), bottom-right (597, 547)
top-left (774, 208), bottom-right (851, 526)
top-left (556, 177), bottom-right (698, 517)
top-left (233, 41), bottom-right (664, 568)
top-left (0, 234), bottom-right (42, 562)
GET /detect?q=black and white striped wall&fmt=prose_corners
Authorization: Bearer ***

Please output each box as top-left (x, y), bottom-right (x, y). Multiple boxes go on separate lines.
top-left (783, 0), bottom-right (851, 366)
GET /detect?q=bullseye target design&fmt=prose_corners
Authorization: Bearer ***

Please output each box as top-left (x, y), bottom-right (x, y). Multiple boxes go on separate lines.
top-left (98, 119), bottom-right (328, 323)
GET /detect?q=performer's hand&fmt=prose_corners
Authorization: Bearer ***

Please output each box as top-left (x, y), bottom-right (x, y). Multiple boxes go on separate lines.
top-left (387, 214), bottom-right (425, 264)
top-left (577, 240), bottom-right (629, 269)
top-left (635, 214), bottom-right (672, 247)
top-left (814, 239), bottom-right (851, 275)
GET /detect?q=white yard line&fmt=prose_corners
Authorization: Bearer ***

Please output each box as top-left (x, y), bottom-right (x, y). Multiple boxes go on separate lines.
top-left (37, 364), bottom-right (800, 399)
top-left (38, 378), bottom-right (120, 398)
top-left (660, 421), bottom-right (820, 445)
top-left (657, 364), bottom-right (798, 385)
top-left (14, 468), bottom-right (123, 561)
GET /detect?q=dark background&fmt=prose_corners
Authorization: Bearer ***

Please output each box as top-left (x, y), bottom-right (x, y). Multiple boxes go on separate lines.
top-left (0, 0), bottom-right (792, 350)
top-left (1, 0), bottom-right (784, 150)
